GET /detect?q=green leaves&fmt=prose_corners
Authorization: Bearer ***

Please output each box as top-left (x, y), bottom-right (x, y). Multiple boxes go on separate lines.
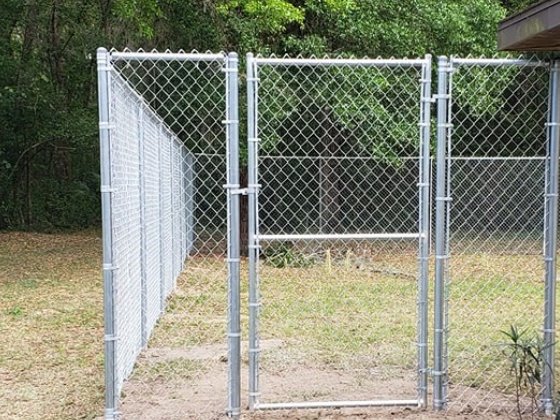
top-left (218, 0), bottom-right (304, 41)
top-left (113, 0), bottom-right (161, 39)
top-left (263, 242), bottom-right (315, 268)
top-left (501, 324), bottom-right (547, 417)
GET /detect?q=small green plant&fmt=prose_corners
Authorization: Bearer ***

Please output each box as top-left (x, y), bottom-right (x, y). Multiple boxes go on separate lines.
top-left (501, 325), bottom-right (546, 419)
top-left (6, 306), bottom-right (23, 317)
top-left (262, 242), bottom-right (314, 268)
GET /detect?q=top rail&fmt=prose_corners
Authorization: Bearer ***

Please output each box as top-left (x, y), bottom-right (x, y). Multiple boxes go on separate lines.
top-left (110, 51), bottom-right (226, 62)
top-left (254, 57), bottom-right (428, 67)
top-left (449, 57), bottom-right (547, 67)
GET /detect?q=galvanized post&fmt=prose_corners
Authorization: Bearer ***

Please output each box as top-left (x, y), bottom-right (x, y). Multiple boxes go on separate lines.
top-left (433, 56), bottom-right (450, 411)
top-left (442, 58), bottom-right (454, 406)
top-left (158, 123), bottom-right (166, 312)
top-left (181, 146), bottom-right (187, 267)
top-left (542, 59), bottom-right (560, 415)
top-left (247, 53), bottom-right (261, 410)
top-left (97, 47), bottom-right (118, 420)
top-left (225, 52), bottom-right (241, 419)
top-left (417, 54), bottom-right (432, 408)
top-left (138, 105), bottom-right (148, 347)
top-left (185, 152), bottom-right (195, 255)
top-left (170, 139), bottom-right (176, 280)
top-left (182, 147), bottom-right (188, 265)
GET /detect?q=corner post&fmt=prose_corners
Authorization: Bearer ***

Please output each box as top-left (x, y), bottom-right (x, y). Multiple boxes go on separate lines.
top-left (224, 52), bottom-right (241, 419)
top-left (97, 47), bottom-right (118, 420)
top-left (433, 55), bottom-right (450, 411)
top-left (542, 59), bottom-right (560, 415)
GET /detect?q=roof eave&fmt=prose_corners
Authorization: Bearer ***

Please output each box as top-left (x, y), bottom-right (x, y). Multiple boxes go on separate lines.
top-left (498, 0), bottom-right (560, 51)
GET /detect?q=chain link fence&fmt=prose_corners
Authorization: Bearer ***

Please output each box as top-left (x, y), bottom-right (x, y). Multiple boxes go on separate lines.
top-left (97, 50), bottom-right (560, 418)
top-left (435, 57), bottom-right (554, 416)
top-left (97, 49), bottom-right (240, 419)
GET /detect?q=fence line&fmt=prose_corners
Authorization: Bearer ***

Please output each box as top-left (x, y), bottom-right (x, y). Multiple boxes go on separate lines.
top-left (98, 50), bottom-right (558, 418)
top-left (97, 49), bottom-right (239, 420)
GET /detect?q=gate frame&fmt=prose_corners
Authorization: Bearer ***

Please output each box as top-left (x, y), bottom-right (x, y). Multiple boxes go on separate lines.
top-left (246, 53), bottom-right (433, 411)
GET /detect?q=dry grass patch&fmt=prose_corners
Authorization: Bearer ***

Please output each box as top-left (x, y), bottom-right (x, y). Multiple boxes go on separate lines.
top-left (0, 232), bottom-right (556, 419)
top-left (0, 231), bottom-right (103, 420)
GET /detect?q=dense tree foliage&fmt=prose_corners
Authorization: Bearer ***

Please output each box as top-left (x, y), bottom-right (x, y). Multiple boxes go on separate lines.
top-left (0, 0), bottom-right (540, 229)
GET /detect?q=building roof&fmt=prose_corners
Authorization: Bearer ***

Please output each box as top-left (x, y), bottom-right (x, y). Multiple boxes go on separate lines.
top-left (498, 0), bottom-right (560, 51)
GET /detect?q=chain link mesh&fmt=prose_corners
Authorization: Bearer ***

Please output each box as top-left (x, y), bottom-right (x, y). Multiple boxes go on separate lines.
top-left (104, 50), bottom-right (231, 418)
top-left (443, 58), bottom-right (551, 415)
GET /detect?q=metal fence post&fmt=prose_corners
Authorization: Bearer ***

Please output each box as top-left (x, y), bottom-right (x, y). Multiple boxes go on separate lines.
top-left (158, 123), bottom-right (166, 313)
top-left (417, 54), bottom-right (432, 408)
top-left (97, 47), bottom-right (118, 420)
top-left (246, 53), bottom-right (261, 410)
top-left (170, 139), bottom-right (176, 280)
top-left (542, 59), bottom-right (560, 415)
top-left (138, 105), bottom-right (148, 347)
top-left (185, 152), bottom-right (195, 255)
top-left (225, 52), bottom-right (241, 418)
top-left (433, 55), bottom-right (450, 411)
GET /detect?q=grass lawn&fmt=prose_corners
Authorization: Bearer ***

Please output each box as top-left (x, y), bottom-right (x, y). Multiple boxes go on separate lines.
top-left (0, 231), bottom-right (104, 420)
top-left (0, 231), bottom-right (554, 418)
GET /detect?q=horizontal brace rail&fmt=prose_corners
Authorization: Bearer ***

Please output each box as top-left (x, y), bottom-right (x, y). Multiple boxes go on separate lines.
top-left (444, 156), bottom-right (546, 161)
top-left (257, 155), bottom-right (547, 161)
top-left (449, 57), bottom-right (546, 67)
top-left (257, 233), bottom-right (422, 241)
top-left (254, 57), bottom-right (428, 67)
top-left (254, 399), bottom-right (420, 410)
top-left (259, 155), bottom-right (423, 161)
top-left (110, 51), bottom-right (225, 62)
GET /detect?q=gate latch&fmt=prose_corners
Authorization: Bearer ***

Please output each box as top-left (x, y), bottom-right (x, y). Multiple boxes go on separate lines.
top-left (223, 184), bottom-right (249, 195)
top-left (231, 188), bottom-right (248, 195)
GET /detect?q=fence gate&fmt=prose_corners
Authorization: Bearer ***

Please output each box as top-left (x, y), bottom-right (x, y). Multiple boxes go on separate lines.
top-left (246, 54), bottom-right (432, 410)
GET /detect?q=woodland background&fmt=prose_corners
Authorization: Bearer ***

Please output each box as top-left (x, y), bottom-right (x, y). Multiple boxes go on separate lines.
top-left (0, 0), bottom-right (538, 230)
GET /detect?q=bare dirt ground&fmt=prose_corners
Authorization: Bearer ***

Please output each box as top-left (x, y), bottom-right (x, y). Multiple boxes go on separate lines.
top-left (120, 339), bottom-right (520, 419)
top-left (119, 249), bottom-right (545, 420)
